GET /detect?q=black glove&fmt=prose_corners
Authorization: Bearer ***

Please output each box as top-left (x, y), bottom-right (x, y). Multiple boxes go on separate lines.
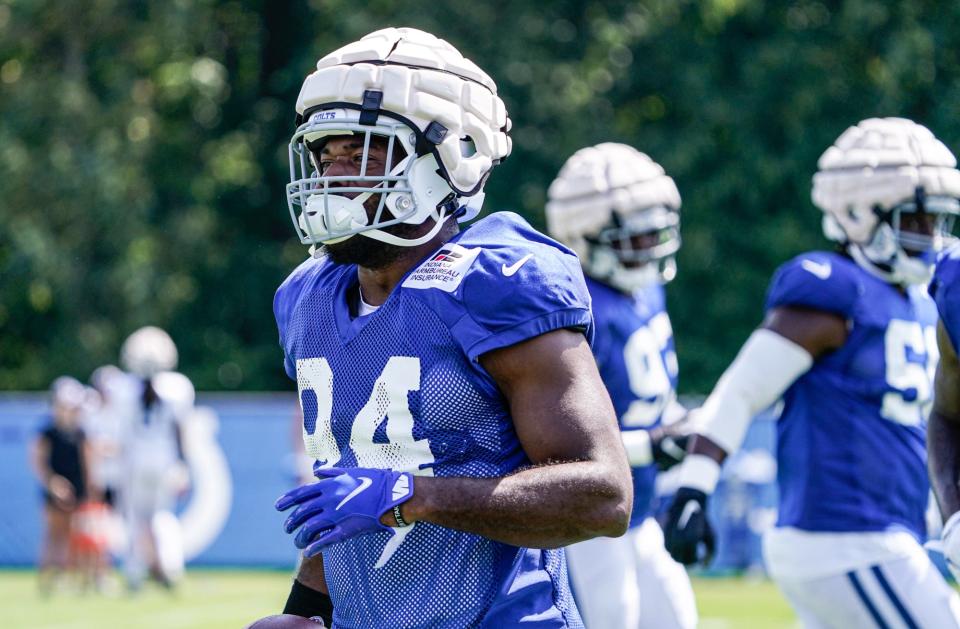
top-left (650, 428), bottom-right (689, 471)
top-left (663, 487), bottom-right (715, 566)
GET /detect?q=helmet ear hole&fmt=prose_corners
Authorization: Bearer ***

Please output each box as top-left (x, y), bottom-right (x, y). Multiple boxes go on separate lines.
top-left (385, 154), bottom-right (452, 224)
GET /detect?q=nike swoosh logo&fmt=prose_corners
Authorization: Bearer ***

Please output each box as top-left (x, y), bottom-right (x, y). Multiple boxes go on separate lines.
top-left (677, 500), bottom-right (700, 529)
top-left (392, 474), bottom-right (410, 501)
top-left (501, 253), bottom-right (534, 277)
top-left (336, 476), bottom-right (373, 510)
top-left (800, 259), bottom-right (831, 280)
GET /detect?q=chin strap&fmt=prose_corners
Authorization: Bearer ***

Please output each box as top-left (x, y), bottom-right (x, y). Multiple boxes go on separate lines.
top-left (847, 244), bottom-right (932, 286)
top-left (847, 245), bottom-right (897, 283)
top-left (358, 208), bottom-right (453, 247)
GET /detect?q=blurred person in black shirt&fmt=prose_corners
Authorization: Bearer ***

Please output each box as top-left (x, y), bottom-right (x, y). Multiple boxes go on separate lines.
top-left (31, 376), bottom-right (92, 593)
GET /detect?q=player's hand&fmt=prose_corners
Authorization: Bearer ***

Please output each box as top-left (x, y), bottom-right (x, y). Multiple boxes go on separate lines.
top-left (663, 487), bottom-right (715, 566)
top-left (275, 467), bottom-right (414, 557)
top-left (649, 426), bottom-right (689, 471)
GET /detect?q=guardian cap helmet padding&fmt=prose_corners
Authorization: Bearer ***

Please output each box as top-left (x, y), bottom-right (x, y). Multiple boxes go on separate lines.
top-left (546, 143), bottom-right (681, 292)
top-left (287, 28), bottom-right (511, 249)
top-left (812, 117), bottom-right (960, 285)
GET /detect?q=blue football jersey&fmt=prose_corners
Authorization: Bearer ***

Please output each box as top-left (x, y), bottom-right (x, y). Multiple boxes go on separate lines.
top-left (274, 212), bottom-right (590, 629)
top-left (766, 251), bottom-right (938, 539)
top-left (931, 244), bottom-right (960, 351)
top-left (586, 277), bottom-right (678, 526)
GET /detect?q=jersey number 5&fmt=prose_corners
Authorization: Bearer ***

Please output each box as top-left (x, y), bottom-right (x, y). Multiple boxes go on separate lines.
top-left (881, 320), bottom-right (938, 426)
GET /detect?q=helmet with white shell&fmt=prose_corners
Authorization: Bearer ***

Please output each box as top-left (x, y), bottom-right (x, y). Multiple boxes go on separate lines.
top-left (286, 28), bottom-right (512, 250)
top-left (546, 143), bottom-right (681, 292)
top-left (812, 117), bottom-right (960, 285)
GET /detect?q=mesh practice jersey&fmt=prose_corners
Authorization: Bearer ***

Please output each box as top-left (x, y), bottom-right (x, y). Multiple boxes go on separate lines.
top-left (274, 212), bottom-right (591, 629)
top-left (587, 277), bottom-right (677, 526)
top-left (766, 251), bottom-right (938, 539)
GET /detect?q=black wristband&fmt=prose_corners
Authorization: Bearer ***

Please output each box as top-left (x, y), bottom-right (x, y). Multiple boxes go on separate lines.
top-left (283, 579), bottom-right (333, 626)
top-left (393, 504), bottom-right (410, 527)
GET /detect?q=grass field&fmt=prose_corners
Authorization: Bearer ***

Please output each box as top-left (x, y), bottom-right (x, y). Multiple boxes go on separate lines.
top-left (3, 569), bottom-right (798, 628)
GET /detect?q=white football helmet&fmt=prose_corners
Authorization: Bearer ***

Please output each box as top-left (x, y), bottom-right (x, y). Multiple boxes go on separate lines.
top-left (812, 117), bottom-right (960, 285)
top-left (120, 326), bottom-right (178, 379)
top-left (545, 143), bottom-right (681, 292)
top-left (286, 27), bottom-right (512, 250)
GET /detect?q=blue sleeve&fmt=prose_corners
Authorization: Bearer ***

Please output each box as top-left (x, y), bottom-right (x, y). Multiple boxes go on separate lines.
top-left (930, 248), bottom-right (960, 350)
top-left (765, 252), bottom-right (860, 318)
top-left (273, 287), bottom-right (296, 381)
top-left (585, 281), bottom-right (615, 370)
top-left (274, 258), bottom-right (318, 381)
top-left (451, 213), bottom-right (594, 361)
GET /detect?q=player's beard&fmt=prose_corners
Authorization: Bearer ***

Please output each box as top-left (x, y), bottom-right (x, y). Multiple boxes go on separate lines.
top-left (320, 191), bottom-right (426, 269)
top-left (322, 221), bottom-right (427, 269)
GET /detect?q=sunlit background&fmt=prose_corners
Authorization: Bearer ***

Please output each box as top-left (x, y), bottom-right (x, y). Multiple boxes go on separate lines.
top-left (3, 1), bottom-right (960, 627)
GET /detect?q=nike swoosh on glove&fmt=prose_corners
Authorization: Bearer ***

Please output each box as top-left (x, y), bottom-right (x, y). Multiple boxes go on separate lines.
top-left (275, 467), bottom-right (414, 557)
top-left (650, 428), bottom-right (690, 472)
top-left (663, 487), bottom-right (715, 566)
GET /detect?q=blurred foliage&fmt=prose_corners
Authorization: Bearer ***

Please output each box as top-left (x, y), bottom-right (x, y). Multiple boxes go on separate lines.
top-left (2, 0), bottom-right (960, 392)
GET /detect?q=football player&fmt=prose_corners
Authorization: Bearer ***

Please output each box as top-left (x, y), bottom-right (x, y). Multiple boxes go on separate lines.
top-left (663, 118), bottom-right (960, 627)
top-left (271, 28), bottom-right (632, 629)
top-left (117, 326), bottom-right (192, 591)
top-left (929, 245), bottom-right (960, 578)
top-left (545, 143), bottom-right (697, 629)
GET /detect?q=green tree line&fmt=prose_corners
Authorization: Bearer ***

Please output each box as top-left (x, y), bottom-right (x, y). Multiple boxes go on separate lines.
top-left (2, 0), bottom-right (959, 392)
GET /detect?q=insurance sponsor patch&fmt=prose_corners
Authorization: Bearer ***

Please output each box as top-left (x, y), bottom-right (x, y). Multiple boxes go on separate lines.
top-left (402, 243), bottom-right (481, 292)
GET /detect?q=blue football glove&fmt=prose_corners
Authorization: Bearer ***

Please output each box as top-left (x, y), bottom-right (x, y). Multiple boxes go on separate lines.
top-left (275, 467), bottom-right (414, 557)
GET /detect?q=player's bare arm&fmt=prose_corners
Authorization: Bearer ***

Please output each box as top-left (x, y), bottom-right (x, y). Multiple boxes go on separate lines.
top-left (929, 321), bottom-right (960, 519)
top-left (293, 554), bottom-right (328, 594)
top-left (284, 553), bottom-right (332, 624)
top-left (686, 305), bottom-right (846, 464)
top-left (391, 328), bottom-right (632, 547)
top-left (928, 249), bottom-right (960, 582)
top-left (666, 304), bottom-right (839, 564)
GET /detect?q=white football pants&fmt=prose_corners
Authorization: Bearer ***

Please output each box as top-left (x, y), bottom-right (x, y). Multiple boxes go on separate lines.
top-left (122, 465), bottom-right (183, 587)
top-left (566, 517), bottom-right (698, 629)
top-left (774, 552), bottom-right (960, 629)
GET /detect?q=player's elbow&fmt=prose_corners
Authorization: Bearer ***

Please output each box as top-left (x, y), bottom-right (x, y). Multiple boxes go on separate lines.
top-left (606, 482), bottom-right (633, 537)
top-left (582, 473), bottom-right (632, 539)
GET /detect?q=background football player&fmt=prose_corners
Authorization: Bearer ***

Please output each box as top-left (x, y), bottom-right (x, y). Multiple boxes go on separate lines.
top-left (929, 244), bottom-right (960, 579)
top-left (664, 117), bottom-right (960, 627)
top-left (267, 28), bottom-right (632, 628)
top-left (545, 143), bottom-right (697, 629)
top-left (117, 326), bottom-right (192, 591)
